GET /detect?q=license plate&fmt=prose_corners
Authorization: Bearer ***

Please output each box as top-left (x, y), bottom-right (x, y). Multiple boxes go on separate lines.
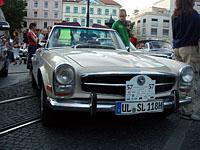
top-left (126, 75), bottom-right (155, 101)
top-left (115, 100), bottom-right (163, 115)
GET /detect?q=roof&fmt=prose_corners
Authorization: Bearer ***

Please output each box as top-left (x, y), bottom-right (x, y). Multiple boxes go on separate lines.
top-left (63, 0), bottom-right (120, 6)
top-left (101, 0), bottom-right (120, 5)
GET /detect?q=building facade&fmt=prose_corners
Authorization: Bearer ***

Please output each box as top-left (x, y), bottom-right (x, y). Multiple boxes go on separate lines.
top-left (131, 0), bottom-right (200, 42)
top-left (131, 7), bottom-right (171, 41)
top-left (62, 0), bottom-right (121, 27)
top-left (24, 0), bottom-right (63, 29)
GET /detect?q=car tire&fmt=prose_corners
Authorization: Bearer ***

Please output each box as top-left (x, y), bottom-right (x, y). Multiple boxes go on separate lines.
top-left (155, 108), bottom-right (174, 119)
top-left (41, 84), bottom-right (54, 126)
top-left (0, 64), bottom-right (8, 77)
top-left (31, 73), bottom-right (38, 89)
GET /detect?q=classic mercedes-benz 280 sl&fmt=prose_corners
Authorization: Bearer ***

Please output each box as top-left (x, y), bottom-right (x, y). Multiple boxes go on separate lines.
top-left (31, 25), bottom-right (193, 125)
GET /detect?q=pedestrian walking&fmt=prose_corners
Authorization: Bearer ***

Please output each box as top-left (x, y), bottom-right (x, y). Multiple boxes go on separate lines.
top-left (12, 31), bottom-right (22, 65)
top-left (112, 9), bottom-right (130, 48)
top-left (172, 0), bottom-right (200, 120)
top-left (27, 22), bottom-right (38, 71)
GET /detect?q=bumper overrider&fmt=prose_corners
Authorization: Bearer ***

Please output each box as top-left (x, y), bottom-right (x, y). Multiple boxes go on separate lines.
top-left (46, 92), bottom-right (192, 115)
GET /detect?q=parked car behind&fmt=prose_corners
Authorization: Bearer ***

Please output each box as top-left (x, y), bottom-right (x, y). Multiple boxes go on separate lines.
top-left (135, 40), bottom-right (175, 59)
top-left (0, 8), bottom-right (10, 77)
top-left (32, 25), bottom-right (193, 125)
top-left (19, 47), bottom-right (28, 64)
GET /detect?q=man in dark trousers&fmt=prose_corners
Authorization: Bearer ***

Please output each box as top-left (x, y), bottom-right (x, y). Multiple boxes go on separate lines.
top-left (172, 0), bottom-right (200, 120)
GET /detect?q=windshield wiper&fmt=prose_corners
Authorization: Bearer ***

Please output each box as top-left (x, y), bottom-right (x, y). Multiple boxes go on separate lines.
top-left (72, 43), bottom-right (115, 50)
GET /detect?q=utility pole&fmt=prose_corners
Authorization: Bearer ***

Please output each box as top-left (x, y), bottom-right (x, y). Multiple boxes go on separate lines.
top-left (86, 0), bottom-right (90, 27)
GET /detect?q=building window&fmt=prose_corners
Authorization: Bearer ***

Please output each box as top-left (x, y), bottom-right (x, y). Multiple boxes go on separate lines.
top-left (24, 10), bottom-right (27, 17)
top-left (142, 19), bottom-right (146, 27)
top-left (89, 19), bottom-right (93, 26)
top-left (23, 21), bottom-right (27, 27)
top-left (90, 8), bottom-right (94, 14)
top-left (97, 19), bottom-right (101, 24)
top-left (44, 11), bottom-right (48, 18)
top-left (34, 1), bottom-right (38, 8)
top-left (142, 28), bottom-right (146, 35)
top-left (137, 20), bottom-right (141, 27)
top-left (151, 18), bottom-right (158, 27)
top-left (112, 9), bottom-right (116, 16)
top-left (65, 18), bottom-right (70, 22)
top-left (163, 19), bottom-right (169, 28)
top-left (81, 19), bottom-right (85, 26)
top-left (66, 6), bottom-right (70, 13)
top-left (105, 9), bottom-right (109, 15)
top-left (163, 29), bottom-right (169, 36)
top-left (74, 7), bottom-right (78, 13)
top-left (137, 27), bottom-right (140, 35)
top-left (151, 28), bottom-right (157, 36)
top-left (152, 18), bottom-right (158, 21)
top-left (44, 1), bottom-right (48, 9)
top-left (34, 11), bottom-right (37, 17)
top-left (44, 22), bottom-right (47, 28)
top-left (25, 2), bottom-right (28, 7)
top-left (82, 7), bottom-right (86, 14)
top-left (54, 12), bottom-right (58, 19)
top-left (97, 8), bottom-right (102, 15)
top-left (73, 18), bottom-right (78, 22)
top-left (196, 4), bottom-right (200, 9)
top-left (54, 1), bottom-right (58, 9)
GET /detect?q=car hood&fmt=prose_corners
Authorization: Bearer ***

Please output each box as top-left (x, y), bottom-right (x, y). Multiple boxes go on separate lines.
top-left (54, 49), bottom-right (173, 71)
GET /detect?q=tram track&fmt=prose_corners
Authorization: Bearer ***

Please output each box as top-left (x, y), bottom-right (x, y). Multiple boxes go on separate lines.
top-left (0, 95), bottom-right (41, 135)
top-left (0, 95), bottom-right (37, 104)
top-left (0, 118), bottom-right (40, 136)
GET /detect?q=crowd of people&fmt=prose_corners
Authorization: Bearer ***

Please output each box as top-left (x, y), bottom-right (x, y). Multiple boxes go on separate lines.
top-left (5, 24), bottom-right (52, 68)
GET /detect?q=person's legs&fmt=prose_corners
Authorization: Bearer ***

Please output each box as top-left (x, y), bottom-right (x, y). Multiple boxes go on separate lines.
top-left (178, 46), bottom-right (200, 120)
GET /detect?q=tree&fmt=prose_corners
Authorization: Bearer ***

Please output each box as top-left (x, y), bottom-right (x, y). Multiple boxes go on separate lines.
top-left (2, 0), bottom-right (26, 36)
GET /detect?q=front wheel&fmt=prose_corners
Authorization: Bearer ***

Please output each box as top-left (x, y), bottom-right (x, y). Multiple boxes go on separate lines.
top-left (0, 64), bottom-right (8, 77)
top-left (41, 84), bottom-right (54, 126)
top-left (155, 108), bottom-right (174, 119)
top-left (31, 73), bottom-right (38, 89)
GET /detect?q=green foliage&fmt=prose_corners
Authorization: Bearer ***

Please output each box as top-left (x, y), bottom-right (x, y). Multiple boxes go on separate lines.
top-left (2, 0), bottom-right (26, 35)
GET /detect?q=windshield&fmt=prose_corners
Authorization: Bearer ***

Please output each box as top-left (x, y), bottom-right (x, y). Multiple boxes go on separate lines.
top-left (149, 41), bottom-right (172, 49)
top-left (46, 26), bottom-right (126, 50)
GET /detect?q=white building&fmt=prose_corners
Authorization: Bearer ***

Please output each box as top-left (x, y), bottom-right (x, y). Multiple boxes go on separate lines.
top-left (154, 0), bottom-right (200, 14)
top-left (131, 0), bottom-right (200, 42)
top-left (62, 0), bottom-right (121, 26)
top-left (24, 0), bottom-right (63, 29)
top-left (131, 7), bottom-right (171, 41)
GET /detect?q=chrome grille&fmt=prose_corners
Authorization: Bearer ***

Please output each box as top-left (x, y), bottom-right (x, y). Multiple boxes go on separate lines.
top-left (81, 73), bottom-right (176, 96)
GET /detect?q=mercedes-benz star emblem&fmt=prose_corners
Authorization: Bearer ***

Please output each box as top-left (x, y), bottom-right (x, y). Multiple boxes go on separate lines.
top-left (137, 76), bottom-right (145, 86)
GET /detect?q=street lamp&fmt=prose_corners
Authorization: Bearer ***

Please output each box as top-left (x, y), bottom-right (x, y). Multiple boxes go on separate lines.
top-left (86, 0), bottom-right (90, 27)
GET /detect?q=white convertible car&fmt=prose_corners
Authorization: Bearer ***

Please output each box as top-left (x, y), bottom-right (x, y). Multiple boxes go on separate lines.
top-left (32, 25), bottom-right (193, 125)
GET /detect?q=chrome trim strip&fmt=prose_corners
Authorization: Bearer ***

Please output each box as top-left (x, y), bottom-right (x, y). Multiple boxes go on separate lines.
top-left (81, 71), bottom-right (177, 78)
top-left (47, 96), bottom-right (191, 112)
top-left (83, 82), bottom-right (174, 86)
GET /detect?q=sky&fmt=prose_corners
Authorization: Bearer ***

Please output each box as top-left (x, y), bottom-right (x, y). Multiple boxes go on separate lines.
top-left (114, 0), bottom-right (160, 15)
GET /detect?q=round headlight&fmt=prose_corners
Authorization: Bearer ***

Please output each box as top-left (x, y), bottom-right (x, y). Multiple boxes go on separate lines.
top-left (180, 66), bottom-right (193, 83)
top-left (55, 65), bottom-right (74, 84)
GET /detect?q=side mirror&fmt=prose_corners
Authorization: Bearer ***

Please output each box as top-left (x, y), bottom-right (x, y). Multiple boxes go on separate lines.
top-left (0, 21), bottom-right (10, 30)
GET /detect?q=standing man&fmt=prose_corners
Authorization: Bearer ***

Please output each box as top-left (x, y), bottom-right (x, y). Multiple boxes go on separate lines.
top-left (27, 22), bottom-right (38, 71)
top-left (172, 0), bottom-right (200, 120)
top-left (112, 9), bottom-right (130, 48)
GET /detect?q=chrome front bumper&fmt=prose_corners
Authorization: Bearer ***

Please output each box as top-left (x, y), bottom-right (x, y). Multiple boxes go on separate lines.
top-left (47, 96), bottom-right (192, 113)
